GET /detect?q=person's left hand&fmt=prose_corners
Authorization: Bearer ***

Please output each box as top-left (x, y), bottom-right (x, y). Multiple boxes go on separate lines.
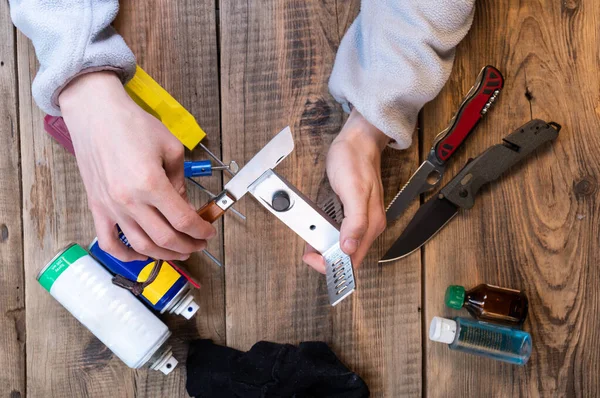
top-left (303, 109), bottom-right (389, 274)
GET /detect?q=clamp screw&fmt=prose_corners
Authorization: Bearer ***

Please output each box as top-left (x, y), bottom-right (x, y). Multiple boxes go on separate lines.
top-left (272, 191), bottom-right (291, 212)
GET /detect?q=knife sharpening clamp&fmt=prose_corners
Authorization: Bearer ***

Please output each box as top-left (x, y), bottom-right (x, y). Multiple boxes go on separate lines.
top-left (248, 169), bottom-right (356, 306)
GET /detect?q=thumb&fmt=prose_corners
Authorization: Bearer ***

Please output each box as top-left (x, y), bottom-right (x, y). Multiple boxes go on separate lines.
top-left (337, 185), bottom-right (370, 256)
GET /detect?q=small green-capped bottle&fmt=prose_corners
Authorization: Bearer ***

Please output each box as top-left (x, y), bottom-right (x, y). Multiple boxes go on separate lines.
top-left (445, 284), bottom-right (528, 326)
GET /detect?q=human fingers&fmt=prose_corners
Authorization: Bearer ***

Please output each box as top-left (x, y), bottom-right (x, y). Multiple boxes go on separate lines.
top-left (349, 195), bottom-right (386, 267)
top-left (90, 204), bottom-right (146, 262)
top-left (302, 244), bottom-right (326, 274)
top-left (147, 174), bottom-right (217, 240)
top-left (335, 180), bottom-right (371, 256)
top-left (161, 138), bottom-right (188, 201)
top-left (131, 204), bottom-right (208, 255)
top-left (117, 216), bottom-right (191, 261)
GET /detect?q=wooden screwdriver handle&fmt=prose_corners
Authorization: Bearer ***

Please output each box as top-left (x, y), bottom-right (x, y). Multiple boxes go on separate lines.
top-left (196, 192), bottom-right (237, 223)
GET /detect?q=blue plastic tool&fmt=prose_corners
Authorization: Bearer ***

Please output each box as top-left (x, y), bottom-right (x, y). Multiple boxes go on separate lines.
top-left (184, 160), bottom-right (213, 177)
top-left (184, 160), bottom-right (238, 177)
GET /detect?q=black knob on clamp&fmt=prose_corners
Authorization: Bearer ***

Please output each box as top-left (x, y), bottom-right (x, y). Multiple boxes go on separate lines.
top-left (272, 191), bottom-right (291, 212)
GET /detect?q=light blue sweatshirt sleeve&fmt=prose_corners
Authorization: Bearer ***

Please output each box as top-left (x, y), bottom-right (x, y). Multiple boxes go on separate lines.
top-left (329, 1), bottom-right (476, 149)
top-left (9, 0), bottom-right (136, 116)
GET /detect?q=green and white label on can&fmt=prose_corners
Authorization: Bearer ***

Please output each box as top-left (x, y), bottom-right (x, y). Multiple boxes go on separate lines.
top-left (38, 244), bottom-right (87, 292)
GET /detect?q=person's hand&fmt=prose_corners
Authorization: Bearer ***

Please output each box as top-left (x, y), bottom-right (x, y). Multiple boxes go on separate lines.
top-left (303, 109), bottom-right (389, 273)
top-left (59, 71), bottom-right (216, 262)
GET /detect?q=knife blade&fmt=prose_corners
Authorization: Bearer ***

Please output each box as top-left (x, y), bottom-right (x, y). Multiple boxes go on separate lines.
top-left (380, 119), bottom-right (561, 263)
top-left (196, 127), bottom-right (295, 223)
top-left (386, 65), bottom-right (504, 223)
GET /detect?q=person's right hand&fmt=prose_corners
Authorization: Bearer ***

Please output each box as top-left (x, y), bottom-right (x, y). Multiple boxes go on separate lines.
top-left (59, 71), bottom-right (216, 262)
top-left (303, 109), bottom-right (388, 273)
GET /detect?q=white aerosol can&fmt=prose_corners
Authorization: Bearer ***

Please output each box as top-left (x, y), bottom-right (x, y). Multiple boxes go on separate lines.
top-left (37, 243), bottom-right (178, 375)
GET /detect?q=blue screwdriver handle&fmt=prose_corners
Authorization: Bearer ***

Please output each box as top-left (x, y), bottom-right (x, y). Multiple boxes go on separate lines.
top-left (184, 160), bottom-right (213, 177)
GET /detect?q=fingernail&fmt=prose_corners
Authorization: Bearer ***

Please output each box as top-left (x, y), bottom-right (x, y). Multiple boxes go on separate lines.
top-left (179, 254), bottom-right (190, 261)
top-left (207, 228), bottom-right (217, 239)
top-left (343, 239), bottom-right (359, 254)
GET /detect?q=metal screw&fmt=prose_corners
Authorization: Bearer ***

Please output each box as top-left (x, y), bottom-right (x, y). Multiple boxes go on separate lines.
top-left (199, 143), bottom-right (236, 177)
top-left (202, 249), bottom-right (223, 267)
top-left (212, 160), bottom-right (240, 174)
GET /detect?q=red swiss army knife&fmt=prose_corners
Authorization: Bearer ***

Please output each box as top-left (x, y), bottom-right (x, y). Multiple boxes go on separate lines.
top-left (385, 65), bottom-right (504, 223)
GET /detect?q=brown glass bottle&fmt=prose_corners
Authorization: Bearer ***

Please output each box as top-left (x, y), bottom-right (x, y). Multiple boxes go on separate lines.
top-left (445, 284), bottom-right (528, 326)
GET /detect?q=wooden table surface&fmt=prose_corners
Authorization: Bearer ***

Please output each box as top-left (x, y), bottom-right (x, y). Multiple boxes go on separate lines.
top-left (1, 0), bottom-right (598, 397)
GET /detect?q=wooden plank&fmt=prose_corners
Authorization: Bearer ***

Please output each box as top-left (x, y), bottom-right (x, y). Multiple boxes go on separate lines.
top-left (220, 1), bottom-right (422, 395)
top-left (0, 2), bottom-right (25, 397)
top-left (115, 1), bottom-right (224, 395)
top-left (423, 1), bottom-right (600, 397)
top-left (17, 33), bottom-right (137, 397)
top-left (18, 1), bottom-right (221, 397)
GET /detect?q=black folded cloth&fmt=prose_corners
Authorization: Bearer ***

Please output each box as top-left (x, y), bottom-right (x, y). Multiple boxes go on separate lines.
top-left (186, 339), bottom-right (370, 398)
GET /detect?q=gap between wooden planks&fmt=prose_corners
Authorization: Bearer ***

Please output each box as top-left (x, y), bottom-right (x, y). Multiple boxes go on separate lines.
top-left (0, 1), bottom-right (25, 397)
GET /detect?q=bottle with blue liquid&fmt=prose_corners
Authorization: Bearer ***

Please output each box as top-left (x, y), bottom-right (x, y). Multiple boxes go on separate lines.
top-left (429, 316), bottom-right (532, 365)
